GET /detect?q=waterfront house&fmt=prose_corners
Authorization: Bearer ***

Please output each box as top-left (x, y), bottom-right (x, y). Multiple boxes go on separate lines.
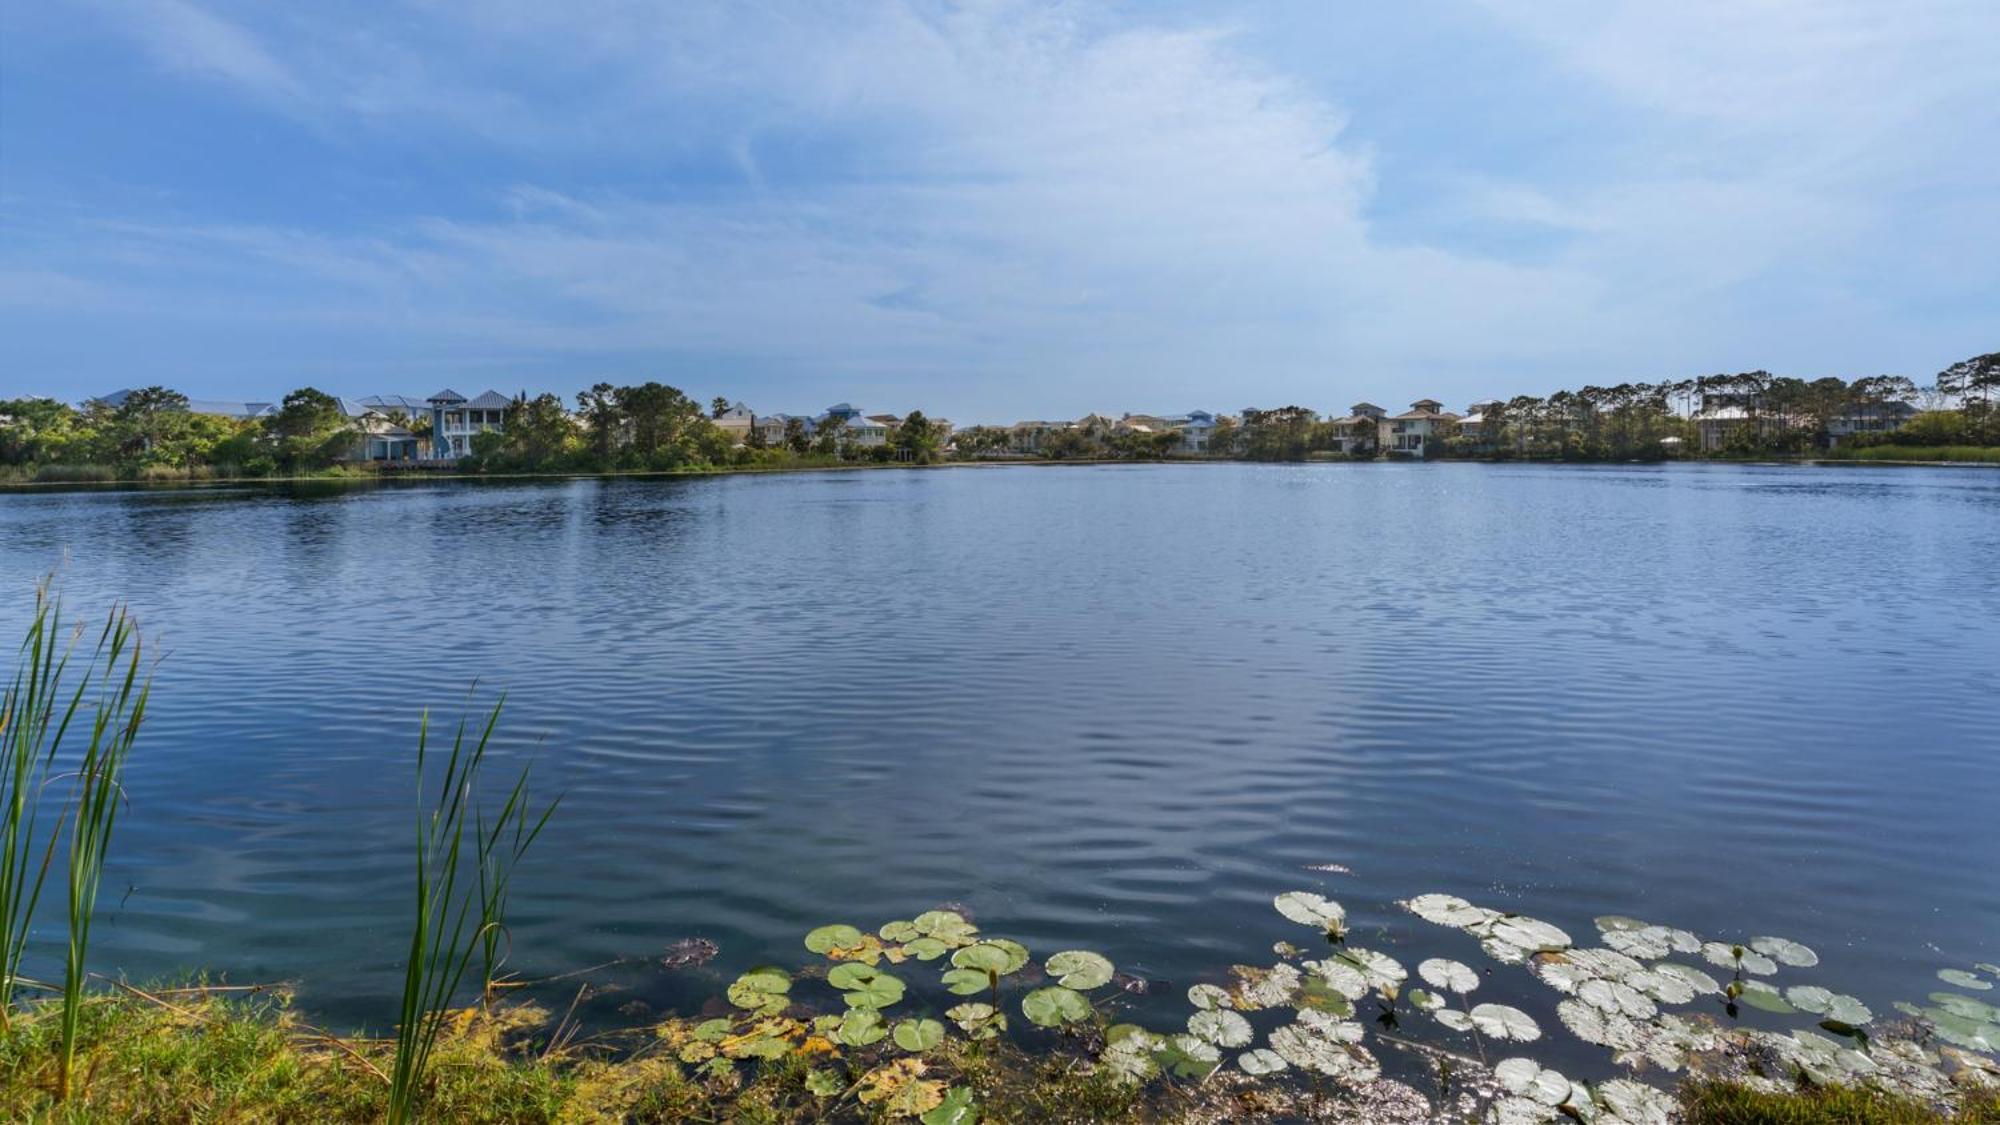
top-left (713, 402), bottom-right (756, 442)
top-left (817, 405), bottom-right (888, 448)
top-left (339, 406), bottom-right (422, 461)
top-left (92, 389), bottom-right (276, 420)
top-left (428, 389), bottom-right (510, 458)
top-left (1381, 399), bottom-right (1459, 457)
top-left (1008, 420), bottom-right (1071, 453)
top-left (1326, 402), bottom-right (1387, 453)
top-left (1458, 400), bottom-right (1504, 451)
top-left (1827, 401), bottom-right (1916, 446)
top-left (1175, 411), bottom-right (1218, 453)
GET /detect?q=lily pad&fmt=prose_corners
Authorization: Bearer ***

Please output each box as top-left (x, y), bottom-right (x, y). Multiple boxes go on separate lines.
top-left (922, 1087), bottom-right (979, 1125)
top-left (952, 943), bottom-right (1018, 974)
top-left (913, 910), bottom-right (979, 944)
top-left (1403, 893), bottom-right (1497, 928)
top-left (1418, 958), bottom-right (1479, 993)
top-left (946, 1002), bottom-right (1007, 1040)
top-left (894, 1018), bottom-right (946, 1052)
top-left (1495, 1057), bottom-right (1571, 1106)
top-left (829, 964), bottom-right (906, 1010)
top-left (1045, 950), bottom-right (1115, 990)
top-left (879, 920), bottom-right (920, 943)
top-left (726, 967), bottom-right (792, 1013)
top-left (1273, 892), bottom-right (1346, 932)
top-left (902, 937), bottom-right (949, 961)
top-left (1156, 1034), bottom-right (1222, 1079)
top-left (1652, 962), bottom-right (1722, 996)
top-left (1099, 1030), bottom-right (1161, 1085)
top-left (1188, 1008), bottom-right (1253, 1048)
top-left (1021, 986), bottom-right (1092, 1027)
top-left (1485, 915), bottom-right (1572, 954)
top-left (1330, 948), bottom-right (1406, 990)
top-left (805, 924), bottom-right (864, 955)
top-left (1237, 1047), bottom-right (1288, 1075)
top-left (1736, 980), bottom-right (1795, 1014)
top-left (1304, 959), bottom-right (1369, 1000)
top-left (805, 1068), bottom-right (845, 1097)
top-left (1470, 1003), bottom-right (1542, 1042)
top-left (1939, 968), bottom-right (1993, 991)
top-left (837, 1008), bottom-right (887, 1046)
top-left (1750, 936), bottom-right (1818, 968)
top-left (940, 968), bottom-right (991, 996)
top-left (1188, 983), bottom-right (1232, 1010)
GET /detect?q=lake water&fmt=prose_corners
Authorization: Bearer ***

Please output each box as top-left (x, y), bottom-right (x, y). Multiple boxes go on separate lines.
top-left (2, 462), bottom-right (1997, 1069)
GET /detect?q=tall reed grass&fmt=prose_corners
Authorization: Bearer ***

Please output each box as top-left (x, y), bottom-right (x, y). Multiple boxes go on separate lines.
top-left (387, 699), bottom-right (554, 1125)
top-left (0, 584), bottom-right (150, 1105)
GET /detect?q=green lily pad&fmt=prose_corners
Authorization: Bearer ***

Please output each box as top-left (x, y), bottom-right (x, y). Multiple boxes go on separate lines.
top-left (805, 924), bottom-right (864, 955)
top-left (1154, 1034), bottom-right (1221, 1078)
top-left (921, 1087), bottom-right (979, 1125)
top-left (913, 910), bottom-right (978, 944)
top-left (947, 1002), bottom-right (1006, 1039)
top-left (894, 1018), bottom-right (946, 1052)
top-left (879, 920), bottom-right (920, 943)
top-left (1736, 981), bottom-right (1795, 1013)
top-left (953, 942), bottom-right (1024, 974)
top-left (902, 937), bottom-right (949, 961)
top-left (1750, 936), bottom-right (1818, 968)
top-left (837, 1008), bottom-right (887, 1046)
top-left (1046, 950), bottom-right (1115, 990)
top-left (726, 967), bottom-right (792, 1013)
top-left (805, 1068), bottom-right (845, 1097)
top-left (1921, 1009), bottom-right (1997, 1051)
top-left (1940, 968), bottom-right (1993, 991)
top-left (829, 964), bottom-right (906, 1009)
top-left (1929, 993), bottom-right (1999, 1022)
top-left (941, 968), bottom-right (992, 995)
top-left (1021, 986), bottom-right (1092, 1027)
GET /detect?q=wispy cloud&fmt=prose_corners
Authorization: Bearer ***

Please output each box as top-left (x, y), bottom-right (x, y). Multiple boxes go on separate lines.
top-left (3, 0), bottom-right (1995, 414)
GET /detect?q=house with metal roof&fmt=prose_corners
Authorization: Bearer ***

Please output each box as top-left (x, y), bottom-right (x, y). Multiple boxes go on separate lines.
top-left (427, 389), bottom-right (511, 458)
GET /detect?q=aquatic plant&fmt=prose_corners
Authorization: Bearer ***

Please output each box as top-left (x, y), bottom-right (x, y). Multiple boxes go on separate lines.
top-left (386, 701), bottom-right (552, 1125)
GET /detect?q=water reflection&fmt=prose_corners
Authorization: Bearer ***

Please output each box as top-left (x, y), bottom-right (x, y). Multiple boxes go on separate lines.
top-left (0, 463), bottom-right (1995, 1058)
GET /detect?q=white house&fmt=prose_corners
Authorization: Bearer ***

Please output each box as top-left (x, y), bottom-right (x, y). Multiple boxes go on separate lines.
top-left (1326, 402), bottom-right (1387, 453)
top-left (1381, 399), bottom-right (1459, 457)
top-left (428, 389), bottom-right (511, 458)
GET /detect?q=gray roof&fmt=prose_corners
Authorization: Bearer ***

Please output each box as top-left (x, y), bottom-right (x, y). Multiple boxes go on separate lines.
top-left (466, 390), bottom-right (513, 410)
top-left (360, 394), bottom-right (429, 412)
top-left (427, 388), bottom-right (467, 403)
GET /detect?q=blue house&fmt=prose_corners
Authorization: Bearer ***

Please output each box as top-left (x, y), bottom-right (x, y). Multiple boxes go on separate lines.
top-left (427, 389), bottom-right (512, 458)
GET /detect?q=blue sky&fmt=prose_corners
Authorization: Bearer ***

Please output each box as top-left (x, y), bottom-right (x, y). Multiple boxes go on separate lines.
top-left (3, 0), bottom-right (1995, 423)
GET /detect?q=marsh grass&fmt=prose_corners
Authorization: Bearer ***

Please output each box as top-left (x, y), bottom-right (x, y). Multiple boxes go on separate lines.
top-left (1680, 1079), bottom-right (2000, 1124)
top-left (0, 583), bottom-right (151, 1109)
top-left (387, 699), bottom-right (553, 1125)
top-left (1819, 445), bottom-right (2000, 463)
top-left (54, 607), bottom-right (149, 1100)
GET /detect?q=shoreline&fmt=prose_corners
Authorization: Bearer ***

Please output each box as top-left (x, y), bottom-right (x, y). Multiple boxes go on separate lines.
top-left (3, 453), bottom-right (1998, 494)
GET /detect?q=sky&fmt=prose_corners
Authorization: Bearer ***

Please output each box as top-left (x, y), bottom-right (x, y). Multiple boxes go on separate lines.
top-left (2, 0), bottom-right (1996, 423)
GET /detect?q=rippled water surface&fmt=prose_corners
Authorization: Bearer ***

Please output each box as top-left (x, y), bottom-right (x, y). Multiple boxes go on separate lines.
top-left (2, 462), bottom-right (1997, 1054)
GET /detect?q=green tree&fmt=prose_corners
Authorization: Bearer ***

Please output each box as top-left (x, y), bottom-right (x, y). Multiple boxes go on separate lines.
top-left (1937, 352), bottom-right (1999, 441)
top-left (891, 411), bottom-right (941, 463)
top-left (576, 383), bottom-right (622, 465)
top-left (784, 417), bottom-right (809, 454)
top-left (266, 387), bottom-right (354, 471)
top-left (710, 396), bottom-right (731, 420)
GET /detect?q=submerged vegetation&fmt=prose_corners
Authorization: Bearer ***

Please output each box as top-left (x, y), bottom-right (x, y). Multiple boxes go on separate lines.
top-left (1, 589), bottom-right (1995, 1121)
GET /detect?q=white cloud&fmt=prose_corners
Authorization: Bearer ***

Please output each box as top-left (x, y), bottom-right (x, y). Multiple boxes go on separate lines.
top-left (8, 0), bottom-right (1997, 412)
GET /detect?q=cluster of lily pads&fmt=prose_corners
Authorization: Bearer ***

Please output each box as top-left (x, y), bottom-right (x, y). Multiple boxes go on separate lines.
top-left (659, 896), bottom-right (1997, 1123)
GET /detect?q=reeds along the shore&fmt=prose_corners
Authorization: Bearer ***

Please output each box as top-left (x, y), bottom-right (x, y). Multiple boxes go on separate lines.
top-left (0, 585), bottom-right (151, 1102)
top-left (387, 700), bottom-right (553, 1125)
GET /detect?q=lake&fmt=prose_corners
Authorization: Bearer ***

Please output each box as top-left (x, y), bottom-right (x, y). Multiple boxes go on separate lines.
top-left (2, 461), bottom-right (1997, 1070)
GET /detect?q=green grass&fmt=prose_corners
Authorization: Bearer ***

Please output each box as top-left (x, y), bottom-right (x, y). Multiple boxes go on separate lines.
top-left (1679, 1079), bottom-right (2000, 1124)
top-left (1819, 445), bottom-right (2000, 463)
